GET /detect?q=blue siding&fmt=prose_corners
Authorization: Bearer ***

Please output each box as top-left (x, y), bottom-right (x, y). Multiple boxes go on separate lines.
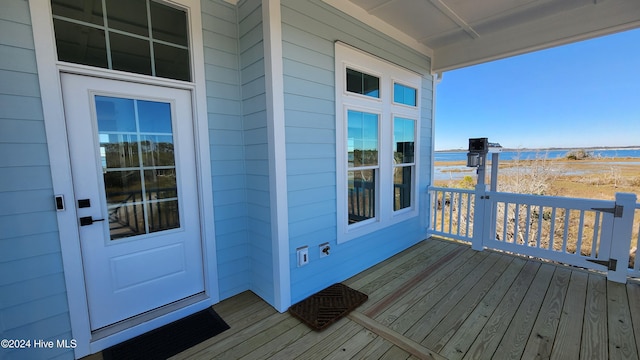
top-left (281, 0), bottom-right (434, 303)
top-left (237, 0), bottom-right (274, 305)
top-left (202, 0), bottom-right (252, 301)
top-left (203, 0), bottom-right (274, 305)
top-left (0, 1), bottom-right (73, 359)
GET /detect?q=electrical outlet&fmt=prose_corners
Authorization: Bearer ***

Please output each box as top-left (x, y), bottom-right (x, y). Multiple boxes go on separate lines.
top-left (319, 242), bottom-right (330, 258)
top-left (297, 246), bottom-right (309, 267)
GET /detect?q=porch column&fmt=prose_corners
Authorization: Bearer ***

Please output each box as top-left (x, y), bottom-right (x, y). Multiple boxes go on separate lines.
top-left (263, 0), bottom-right (291, 312)
top-left (471, 183), bottom-right (489, 251)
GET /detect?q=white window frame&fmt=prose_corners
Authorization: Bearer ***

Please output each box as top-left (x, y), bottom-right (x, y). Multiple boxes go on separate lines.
top-left (335, 42), bottom-right (421, 243)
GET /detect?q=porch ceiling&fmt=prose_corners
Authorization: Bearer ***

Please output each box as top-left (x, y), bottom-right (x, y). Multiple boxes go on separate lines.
top-left (323, 0), bottom-right (640, 73)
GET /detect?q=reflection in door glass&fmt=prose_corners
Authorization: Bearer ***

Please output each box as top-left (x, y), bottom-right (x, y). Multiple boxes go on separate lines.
top-left (96, 95), bottom-right (180, 239)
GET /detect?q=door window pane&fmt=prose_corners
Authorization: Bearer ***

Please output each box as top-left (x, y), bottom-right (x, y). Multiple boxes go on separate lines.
top-left (144, 169), bottom-right (177, 200)
top-left (95, 95), bottom-right (180, 240)
top-left (101, 134), bottom-right (139, 169)
top-left (347, 69), bottom-right (380, 98)
top-left (147, 200), bottom-right (180, 233)
top-left (348, 110), bottom-right (378, 167)
top-left (95, 96), bottom-right (136, 132)
top-left (104, 170), bottom-right (143, 208)
top-left (141, 135), bottom-right (175, 167)
top-left (138, 100), bottom-right (172, 133)
top-left (348, 170), bottom-right (376, 223)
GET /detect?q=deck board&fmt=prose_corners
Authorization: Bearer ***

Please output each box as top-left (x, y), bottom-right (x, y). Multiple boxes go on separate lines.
top-left (580, 274), bottom-right (608, 359)
top-left (494, 263), bottom-right (555, 359)
top-left (607, 282), bottom-right (639, 359)
top-left (151, 238), bottom-right (640, 360)
top-left (627, 283), bottom-right (640, 356)
top-left (415, 252), bottom-right (508, 347)
top-left (551, 270), bottom-right (588, 360)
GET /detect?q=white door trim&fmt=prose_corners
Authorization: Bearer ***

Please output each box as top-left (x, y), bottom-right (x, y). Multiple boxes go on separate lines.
top-left (28, 0), bottom-right (218, 357)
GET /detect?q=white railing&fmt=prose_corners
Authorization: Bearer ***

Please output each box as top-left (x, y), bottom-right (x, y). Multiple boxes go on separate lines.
top-left (428, 186), bottom-right (638, 282)
top-left (429, 186), bottom-right (475, 242)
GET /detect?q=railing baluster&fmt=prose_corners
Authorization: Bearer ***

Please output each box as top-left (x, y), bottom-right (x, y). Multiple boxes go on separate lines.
top-left (502, 202), bottom-right (508, 242)
top-left (524, 205), bottom-right (531, 246)
top-left (592, 211), bottom-right (601, 258)
top-left (440, 191), bottom-right (447, 232)
top-left (536, 205), bottom-right (543, 249)
top-left (456, 192), bottom-right (463, 236)
top-left (549, 207), bottom-right (557, 250)
top-left (562, 208), bottom-right (570, 253)
top-left (466, 193), bottom-right (472, 237)
top-left (576, 210), bottom-right (585, 256)
top-left (514, 203), bottom-right (520, 245)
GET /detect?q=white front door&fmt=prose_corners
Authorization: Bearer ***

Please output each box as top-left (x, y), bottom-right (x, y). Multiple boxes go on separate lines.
top-left (61, 73), bottom-right (205, 331)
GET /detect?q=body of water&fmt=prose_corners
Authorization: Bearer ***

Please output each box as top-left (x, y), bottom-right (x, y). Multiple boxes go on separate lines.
top-left (435, 148), bottom-right (640, 162)
top-left (434, 148), bottom-right (640, 181)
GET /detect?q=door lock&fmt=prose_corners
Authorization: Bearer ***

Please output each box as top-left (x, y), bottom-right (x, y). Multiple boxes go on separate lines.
top-left (79, 216), bottom-right (105, 226)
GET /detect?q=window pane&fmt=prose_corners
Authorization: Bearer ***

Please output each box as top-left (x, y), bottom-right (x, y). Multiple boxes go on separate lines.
top-left (101, 134), bottom-right (139, 169)
top-left (148, 200), bottom-right (180, 233)
top-left (53, 19), bottom-right (108, 68)
top-left (348, 170), bottom-right (376, 223)
top-left (144, 169), bottom-right (177, 199)
top-left (394, 83), bottom-right (417, 106)
top-left (96, 96), bottom-right (181, 240)
top-left (105, 0), bottom-right (148, 36)
top-left (154, 43), bottom-right (190, 81)
top-left (348, 110), bottom-right (378, 167)
top-left (394, 117), bottom-right (415, 164)
top-left (141, 135), bottom-right (175, 167)
top-left (51, 0), bottom-right (104, 26)
top-left (346, 68), bottom-right (379, 98)
top-left (109, 203), bottom-right (145, 239)
top-left (150, 1), bottom-right (188, 46)
top-left (138, 100), bottom-right (172, 133)
top-left (109, 32), bottom-right (152, 75)
top-left (95, 96), bottom-right (136, 132)
top-left (104, 170), bottom-right (143, 208)
top-left (394, 166), bottom-right (412, 211)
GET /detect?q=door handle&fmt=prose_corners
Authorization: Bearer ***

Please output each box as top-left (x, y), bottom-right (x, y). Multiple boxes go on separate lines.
top-left (79, 216), bottom-right (105, 226)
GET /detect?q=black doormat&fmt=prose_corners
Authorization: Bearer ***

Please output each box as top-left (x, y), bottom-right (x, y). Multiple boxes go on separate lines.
top-left (102, 308), bottom-right (229, 360)
top-left (289, 283), bottom-right (368, 331)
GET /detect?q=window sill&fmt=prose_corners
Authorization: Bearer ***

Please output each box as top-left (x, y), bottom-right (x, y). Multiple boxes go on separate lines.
top-left (337, 208), bottom-right (418, 244)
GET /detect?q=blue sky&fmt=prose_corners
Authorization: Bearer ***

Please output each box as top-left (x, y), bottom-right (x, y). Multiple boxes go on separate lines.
top-left (434, 28), bottom-right (640, 150)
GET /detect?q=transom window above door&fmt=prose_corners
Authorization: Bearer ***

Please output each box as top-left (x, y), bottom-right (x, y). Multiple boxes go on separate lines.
top-left (51, 0), bottom-right (191, 81)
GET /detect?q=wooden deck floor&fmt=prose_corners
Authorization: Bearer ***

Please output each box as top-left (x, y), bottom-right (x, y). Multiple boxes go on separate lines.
top-left (171, 238), bottom-right (640, 359)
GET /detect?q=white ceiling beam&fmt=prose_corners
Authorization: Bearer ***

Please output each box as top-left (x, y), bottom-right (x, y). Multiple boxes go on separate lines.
top-left (428, 0), bottom-right (480, 39)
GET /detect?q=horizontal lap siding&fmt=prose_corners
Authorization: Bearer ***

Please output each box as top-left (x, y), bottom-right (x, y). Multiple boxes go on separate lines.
top-left (238, 0), bottom-right (274, 304)
top-left (0, 1), bottom-right (73, 359)
top-left (202, 0), bottom-right (250, 300)
top-left (281, 0), bottom-right (433, 303)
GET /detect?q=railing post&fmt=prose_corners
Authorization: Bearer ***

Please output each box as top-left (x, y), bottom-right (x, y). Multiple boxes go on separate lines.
top-left (471, 183), bottom-right (489, 251)
top-left (608, 192), bottom-right (637, 283)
